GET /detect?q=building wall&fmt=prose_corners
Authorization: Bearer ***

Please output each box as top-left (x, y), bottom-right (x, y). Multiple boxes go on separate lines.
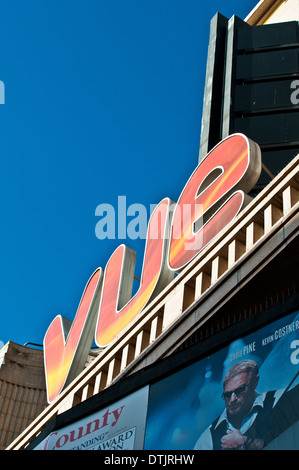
top-left (0, 342), bottom-right (47, 450)
top-left (264, 0), bottom-right (299, 23)
top-left (199, 5), bottom-right (299, 188)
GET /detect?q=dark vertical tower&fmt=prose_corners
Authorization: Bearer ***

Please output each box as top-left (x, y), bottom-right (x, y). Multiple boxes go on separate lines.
top-left (199, 14), bottom-right (299, 193)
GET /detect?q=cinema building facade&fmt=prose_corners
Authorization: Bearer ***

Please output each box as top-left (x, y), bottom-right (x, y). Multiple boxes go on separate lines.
top-left (2, 0), bottom-right (299, 450)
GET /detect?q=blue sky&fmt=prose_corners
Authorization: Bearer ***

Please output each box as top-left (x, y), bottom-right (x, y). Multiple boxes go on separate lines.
top-left (0, 0), bottom-right (257, 348)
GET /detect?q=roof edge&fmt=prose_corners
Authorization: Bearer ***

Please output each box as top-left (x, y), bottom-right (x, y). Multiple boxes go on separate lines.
top-left (245, 0), bottom-right (284, 25)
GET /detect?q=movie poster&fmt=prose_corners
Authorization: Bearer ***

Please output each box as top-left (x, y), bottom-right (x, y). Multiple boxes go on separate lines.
top-left (144, 310), bottom-right (299, 450)
top-left (35, 386), bottom-right (149, 450)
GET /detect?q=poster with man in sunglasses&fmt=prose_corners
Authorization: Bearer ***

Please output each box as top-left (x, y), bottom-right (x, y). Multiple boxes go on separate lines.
top-left (144, 309), bottom-right (299, 450)
top-left (193, 359), bottom-right (299, 450)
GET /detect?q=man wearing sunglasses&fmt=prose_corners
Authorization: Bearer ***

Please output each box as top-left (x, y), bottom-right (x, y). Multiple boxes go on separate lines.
top-left (194, 359), bottom-right (299, 450)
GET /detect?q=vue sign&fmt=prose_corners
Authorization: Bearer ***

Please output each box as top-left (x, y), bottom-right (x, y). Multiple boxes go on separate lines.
top-left (44, 134), bottom-right (261, 403)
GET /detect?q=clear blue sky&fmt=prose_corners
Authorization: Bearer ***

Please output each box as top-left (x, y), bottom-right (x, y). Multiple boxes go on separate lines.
top-left (0, 0), bottom-right (257, 348)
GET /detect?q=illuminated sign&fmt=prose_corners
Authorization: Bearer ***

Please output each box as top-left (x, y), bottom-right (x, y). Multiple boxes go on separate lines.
top-left (44, 134), bottom-right (261, 403)
top-left (95, 197), bottom-right (175, 348)
top-left (44, 269), bottom-right (103, 403)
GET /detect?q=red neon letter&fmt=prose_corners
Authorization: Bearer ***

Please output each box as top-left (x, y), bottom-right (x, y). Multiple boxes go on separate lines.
top-left (44, 268), bottom-right (102, 403)
top-left (95, 198), bottom-right (174, 347)
top-left (168, 134), bottom-right (261, 271)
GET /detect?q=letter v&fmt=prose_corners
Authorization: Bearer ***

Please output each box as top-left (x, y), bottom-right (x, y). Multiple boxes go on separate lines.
top-left (43, 268), bottom-right (102, 403)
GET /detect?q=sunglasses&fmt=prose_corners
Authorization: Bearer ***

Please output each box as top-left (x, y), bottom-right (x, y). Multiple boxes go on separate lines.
top-left (221, 384), bottom-right (248, 400)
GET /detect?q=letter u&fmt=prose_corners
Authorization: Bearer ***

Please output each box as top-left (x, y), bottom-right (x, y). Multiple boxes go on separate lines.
top-left (95, 198), bottom-right (174, 347)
